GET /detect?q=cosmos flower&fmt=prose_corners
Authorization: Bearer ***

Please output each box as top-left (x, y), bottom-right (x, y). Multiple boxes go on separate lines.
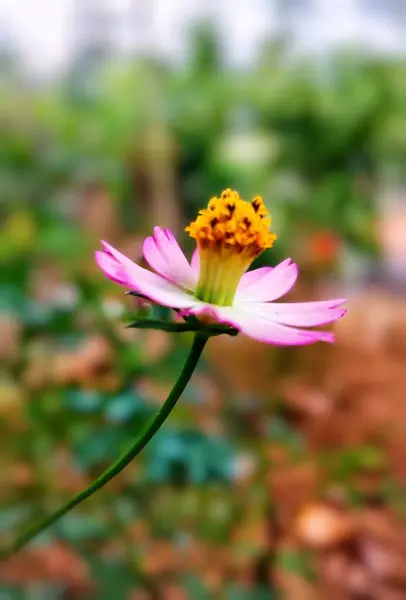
top-left (95, 189), bottom-right (346, 345)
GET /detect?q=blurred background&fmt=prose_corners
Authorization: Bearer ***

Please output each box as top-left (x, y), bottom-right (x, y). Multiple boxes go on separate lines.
top-left (2, 1), bottom-right (406, 598)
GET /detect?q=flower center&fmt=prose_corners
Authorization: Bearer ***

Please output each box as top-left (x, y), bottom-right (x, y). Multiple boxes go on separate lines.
top-left (185, 189), bottom-right (277, 305)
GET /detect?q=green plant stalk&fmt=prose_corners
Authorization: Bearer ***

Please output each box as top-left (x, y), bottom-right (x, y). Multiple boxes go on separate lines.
top-left (1, 333), bottom-right (208, 561)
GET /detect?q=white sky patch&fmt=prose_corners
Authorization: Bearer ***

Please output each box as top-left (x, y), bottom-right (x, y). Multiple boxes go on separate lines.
top-left (298, 0), bottom-right (406, 55)
top-left (1, 0), bottom-right (405, 75)
top-left (1, 0), bottom-right (72, 73)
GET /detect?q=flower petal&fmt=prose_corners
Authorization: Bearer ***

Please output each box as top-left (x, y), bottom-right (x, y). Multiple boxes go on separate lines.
top-left (184, 303), bottom-right (335, 346)
top-left (241, 301), bottom-right (346, 327)
top-left (190, 247), bottom-right (200, 276)
top-left (237, 266), bottom-right (274, 290)
top-left (95, 250), bottom-right (128, 286)
top-left (267, 298), bottom-right (347, 312)
top-left (235, 259), bottom-right (298, 302)
top-left (143, 227), bottom-right (196, 289)
top-left (96, 242), bottom-right (196, 308)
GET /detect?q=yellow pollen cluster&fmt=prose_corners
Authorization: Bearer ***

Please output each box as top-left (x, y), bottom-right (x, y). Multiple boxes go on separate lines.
top-left (185, 189), bottom-right (276, 257)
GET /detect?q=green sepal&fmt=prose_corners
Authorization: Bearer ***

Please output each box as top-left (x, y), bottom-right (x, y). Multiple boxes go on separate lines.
top-left (126, 318), bottom-right (238, 337)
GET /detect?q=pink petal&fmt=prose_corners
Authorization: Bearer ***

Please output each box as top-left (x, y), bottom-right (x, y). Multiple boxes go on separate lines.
top-left (235, 259), bottom-right (298, 302)
top-left (268, 298), bottom-right (347, 312)
top-left (238, 266), bottom-right (274, 290)
top-left (143, 227), bottom-right (196, 290)
top-left (95, 251), bottom-right (128, 286)
top-left (96, 242), bottom-right (196, 308)
top-left (190, 247), bottom-right (200, 276)
top-left (184, 303), bottom-right (335, 346)
top-left (243, 302), bottom-right (346, 327)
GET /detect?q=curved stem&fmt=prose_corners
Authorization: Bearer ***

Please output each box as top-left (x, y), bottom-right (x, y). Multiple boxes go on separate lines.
top-left (1, 333), bottom-right (208, 560)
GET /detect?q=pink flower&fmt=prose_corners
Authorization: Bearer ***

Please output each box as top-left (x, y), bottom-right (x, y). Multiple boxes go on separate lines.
top-left (95, 190), bottom-right (346, 345)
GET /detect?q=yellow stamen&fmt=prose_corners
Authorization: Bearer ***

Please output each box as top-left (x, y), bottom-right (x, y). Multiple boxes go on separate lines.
top-left (185, 189), bottom-right (277, 305)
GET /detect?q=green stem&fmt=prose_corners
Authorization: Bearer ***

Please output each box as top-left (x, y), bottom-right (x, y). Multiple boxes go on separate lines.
top-left (1, 333), bottom-right (208, 561)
